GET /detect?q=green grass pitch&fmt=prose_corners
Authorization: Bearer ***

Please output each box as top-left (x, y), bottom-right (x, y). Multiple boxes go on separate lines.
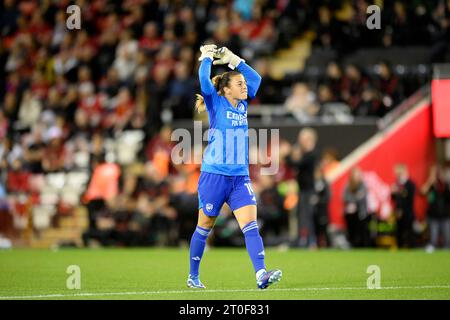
top-left (0, 248), bottom-right (449, 300)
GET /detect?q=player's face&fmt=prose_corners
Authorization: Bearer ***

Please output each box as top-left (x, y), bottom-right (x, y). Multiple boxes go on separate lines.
top-left (227, 74), bottom-right (247, 100)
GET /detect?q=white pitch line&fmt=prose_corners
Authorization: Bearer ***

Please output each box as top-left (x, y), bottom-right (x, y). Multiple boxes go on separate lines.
top-left (1, 285), bottom-right (449, 300)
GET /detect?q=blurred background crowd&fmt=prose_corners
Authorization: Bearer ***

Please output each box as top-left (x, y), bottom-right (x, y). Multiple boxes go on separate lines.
top-left (0, 0), bottom-right (449, 250)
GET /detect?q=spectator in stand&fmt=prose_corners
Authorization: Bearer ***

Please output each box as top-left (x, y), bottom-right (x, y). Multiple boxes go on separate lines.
top-left (43, 87), bottom-right (62, 117)
top-left (107, 86), bottom-right (135, 132)
top-left (285, 128), bottom-right (319, 248)
top-left (317, 84), bottom-right (337, 111)
top-left (320, 147), bottom-right (340, 178)
top-left (342, 64), bottom-right (369, 113)
top-left (168, 62), bottom-right (196, 120)
top-left (3, 92), bottom-right (18, 126)
top-left (145, 63), bottom-right (171, 137)
top-left (96, 29), bottom-right (120, 79)
top-left (0, 138), bottom-right (11, 174)
top-left (29, 69), bottom-right (49, 101)
top-left (128, 183), bottom-right (157, 246)
top-left (323, 62), bottom-right (344, 100)
top-left (7, 158), bottom-right (30, 194)
top-left (354, 86), bottom-right (383, 117)
top-left (273, 139), bottom-right (297, 185)
top-left (60, 85), bottom-right (78, 125)
top-left (168, 172), bottom-right (199, 245)
top-left (42, 126), bottom-right (66, 172)
top-left (211, 22), bottom-right (233, 54)
top-left (89, 132), bottom-right (106, 163)
top-left (123, 5), bottom-right (145, 41)
top-left (74, 31), bottom-right (99, 82)
top-left (142, 162), bottom-right (178, 246)
top-left (78, 82), bottom-right (103, 129)
top-left (99, 67), bottom-right (122, 99)
top-left (421, 166), bottom-right (450, 251)
top-left (252, 57), bottom-right (283, 104)
top-left (391, 163), bottom-right (417, 248)
top-left (50, 9), bottom-right (68, 50)
top-left (311, 166), bottom-right (330, 248)
top-left (313, 6), bottom-right (341, 52)
top-left (154, 43), bottom-right (177, 74)
top-left (430, 2), bottom-right (450, 63)
top-left (82, 153), bottom-right (121, 247)
top-left (0, 109), bottom-right (9, 140)
top-left (1, 0), bottom-right (20, 37)
top-left (23, 125), bottom-right (45, 174)
top-left (374, 61), bottom-right (400, 113)
top-left (257, 174), bottom-right (287, 245)
top-left (390, 1), bottom-right (412, 46)
top-left (343, 167), bottom-right (370, 248)
top-left (285, 82), bottom-right (320, 123)
top-left (17, 90), bottom-right (42, 130)
top-left (239, 3), bottom-right (277, 59)
top-left (53, 43), bottom-right (79, 82)
top-left (113, 29), bottom-right (138, 83)
top-left (145, 125), bottom-right (176, 178)
top-left (205, 6), bottom-right (229, 38)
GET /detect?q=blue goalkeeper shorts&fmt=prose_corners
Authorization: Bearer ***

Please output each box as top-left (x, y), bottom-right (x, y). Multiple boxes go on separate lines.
top-left (197, 172), bottom-right (257, 217)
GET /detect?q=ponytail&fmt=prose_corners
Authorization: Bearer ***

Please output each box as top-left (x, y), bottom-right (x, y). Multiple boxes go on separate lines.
top-left (195, 94), bottom-right (206, 113)
top-left (195, 71), bottom-right (241, 113)
top-left (211, 74), bottom-right (222, 89)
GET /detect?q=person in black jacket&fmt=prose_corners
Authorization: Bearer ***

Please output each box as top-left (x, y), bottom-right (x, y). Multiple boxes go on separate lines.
top-left (421, 166), bottom-right (450, 250)
top-left (285, 128), bottom-right (318, 248)
top-left (343, 167), bottom-right (370, 248)
top-left (312, 166), bottom-right (331, 248)
top-left (391, 164), bottom-right (416, 248)
top-left (257, 175), bottom-right (288, 245)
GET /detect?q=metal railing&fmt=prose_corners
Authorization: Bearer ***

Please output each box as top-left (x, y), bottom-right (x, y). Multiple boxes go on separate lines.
top-left (376, 84), bottom-right (431, 131)
top-left (246, 104), bottom-right (379, 126)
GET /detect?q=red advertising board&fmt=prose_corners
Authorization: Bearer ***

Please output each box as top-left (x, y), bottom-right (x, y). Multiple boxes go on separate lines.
top-left (432, 79), bottom-right (450, 138)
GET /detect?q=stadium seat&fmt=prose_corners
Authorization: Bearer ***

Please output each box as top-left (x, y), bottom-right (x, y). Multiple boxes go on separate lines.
top-left (46, 173), bottom-right (66, 190)
top-left (32, 205), bottom-right (56, 230)
top-left (66, 172), bottom-right (89, 189)
top-left (60, 186), bottom-right (82, 206)
top-left (74, 151), bottom-right (90, 169)
top-left (40, 185), bottom-right (59, 206)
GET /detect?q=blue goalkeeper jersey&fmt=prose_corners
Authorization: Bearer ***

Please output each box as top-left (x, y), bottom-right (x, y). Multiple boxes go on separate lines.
top-left (198, 58), bottom-right (262, 176)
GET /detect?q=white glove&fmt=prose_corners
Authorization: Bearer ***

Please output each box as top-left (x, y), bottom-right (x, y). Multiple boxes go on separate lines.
top-left (198, 44), bottom-right (217, 61)
top-left (213, 47), bottom-right (244, 69)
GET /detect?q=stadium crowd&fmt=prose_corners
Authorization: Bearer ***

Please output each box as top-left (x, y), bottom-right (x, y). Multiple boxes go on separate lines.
top-left (1, 0), bottom-right (450, 249)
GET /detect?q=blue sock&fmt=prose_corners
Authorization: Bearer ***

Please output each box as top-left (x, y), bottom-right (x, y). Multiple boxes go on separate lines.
top-left (242, 221), bottom-right (266, 275)
top-left (189, 226), bottom-right (211, 277)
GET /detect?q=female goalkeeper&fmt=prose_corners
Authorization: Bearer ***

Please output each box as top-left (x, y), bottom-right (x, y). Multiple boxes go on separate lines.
top-left (187, 44), bottom-right (282, 289)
